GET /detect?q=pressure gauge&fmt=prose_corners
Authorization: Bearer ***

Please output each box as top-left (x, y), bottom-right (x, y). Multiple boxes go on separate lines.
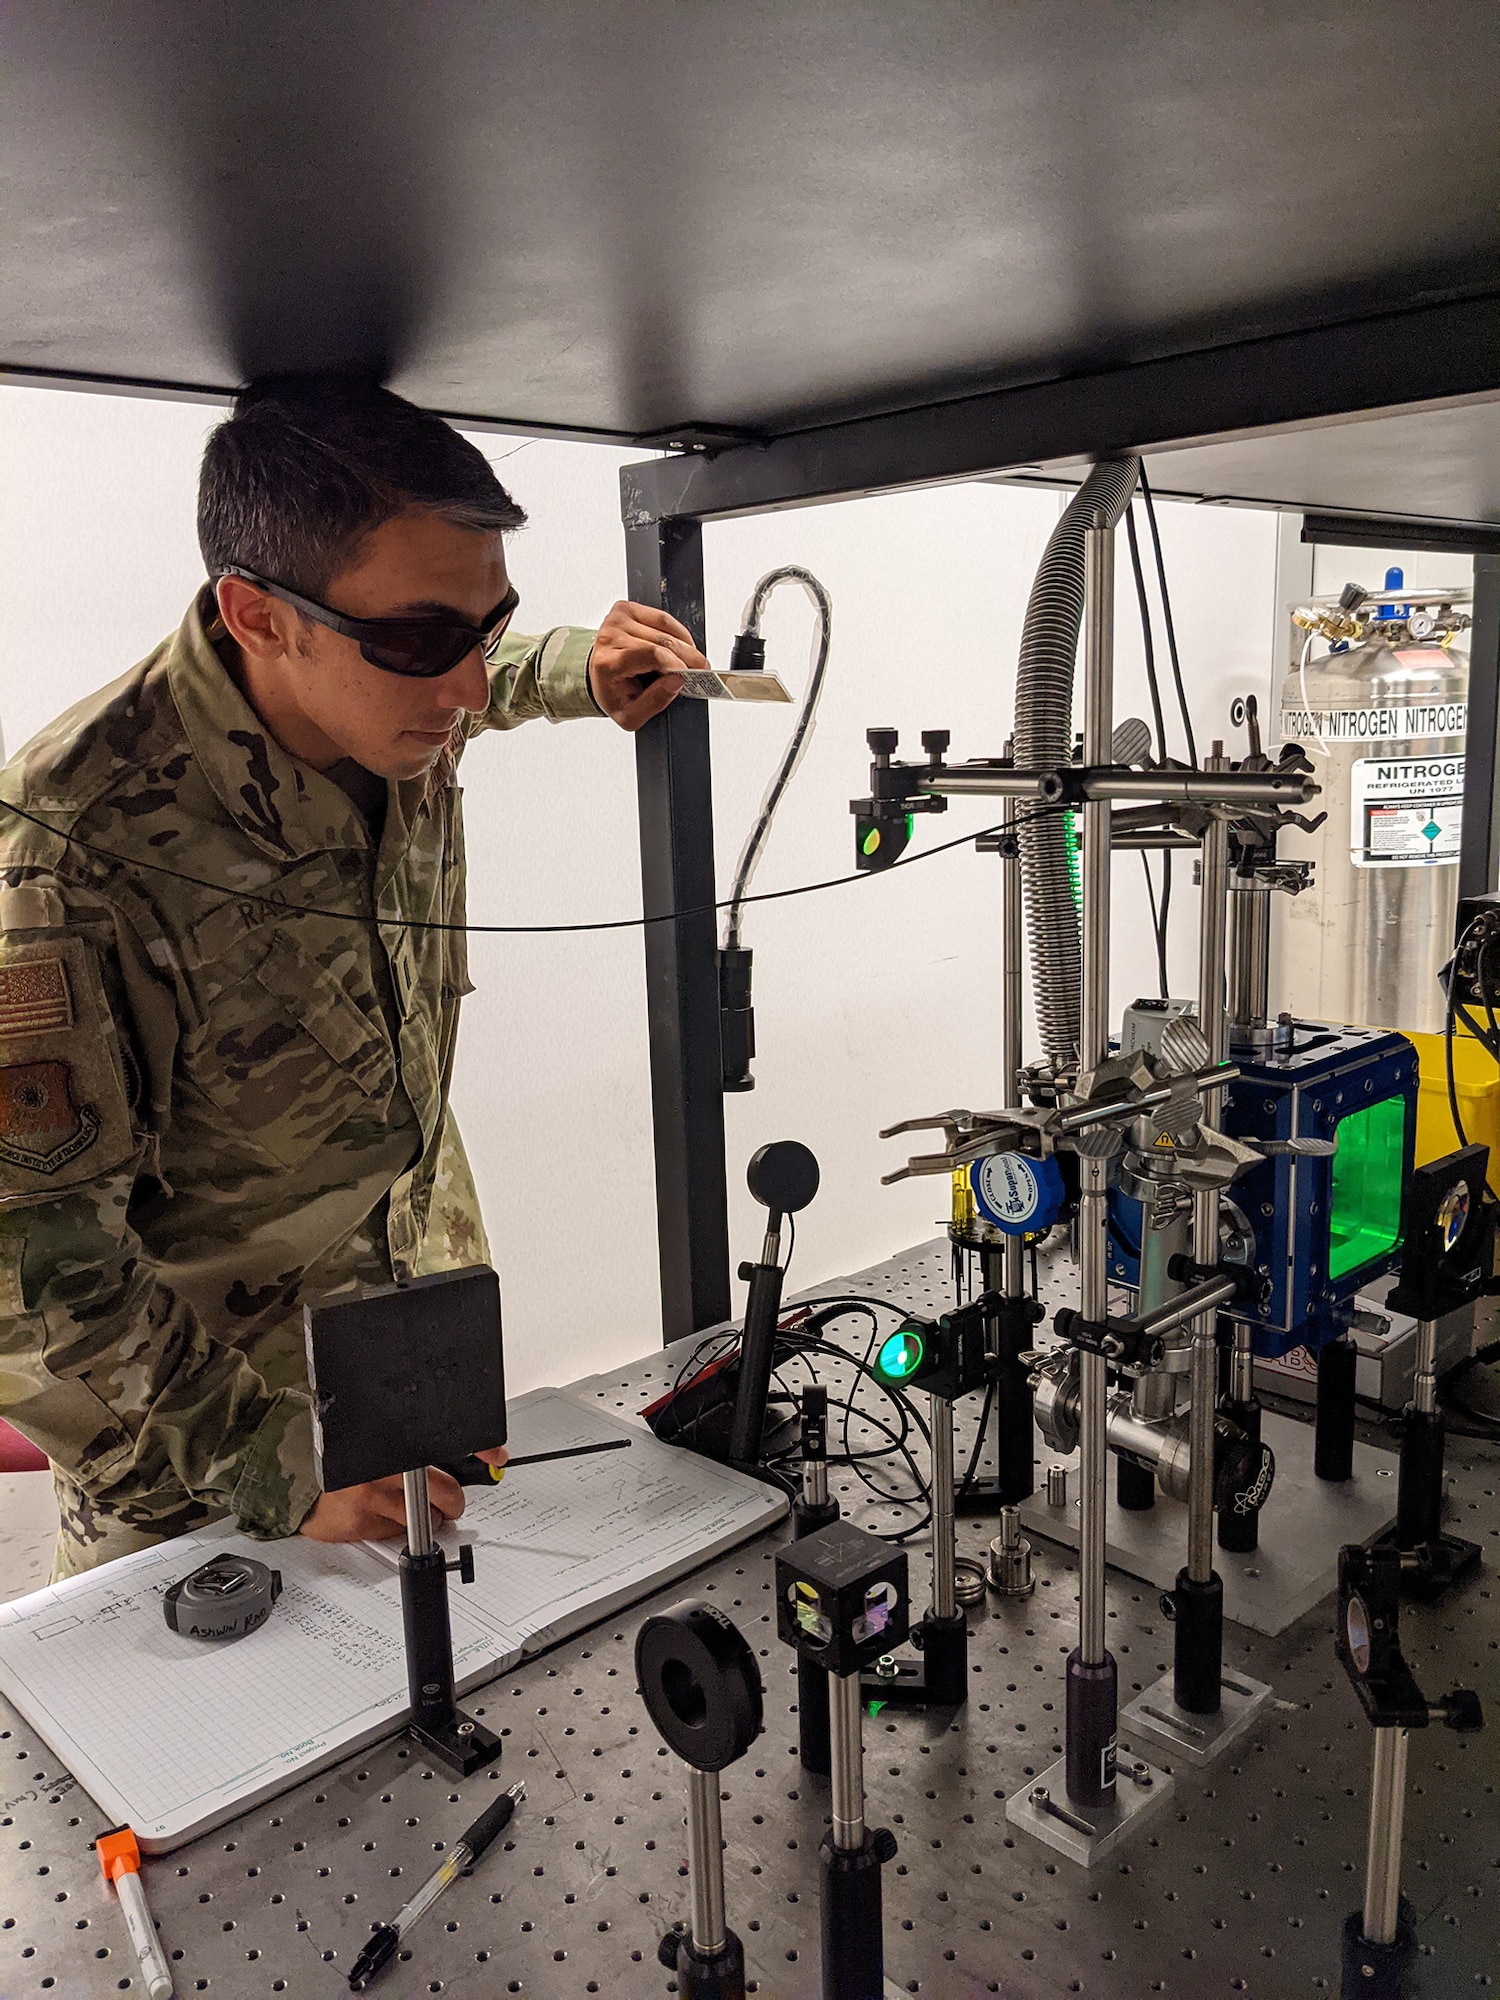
top-left (967, 1152), bottom-right (1065, 1236)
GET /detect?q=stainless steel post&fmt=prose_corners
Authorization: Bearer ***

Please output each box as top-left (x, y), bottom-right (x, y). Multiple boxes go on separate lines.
top-left (686, 1766), bottom-right (728, 1955)
top-left (929, 1394), bottom-right (957, 1621)
top-left (403, 1469), bottom-right (435, 1557)
top-left (829, 1672), bottom-right (865, 1851)
top-left (1189, 756), bottom-right (1229, 1587)
top-left (1001, 785), bottom-right (1025, 1304)
top-left (1412, 1318), bottom-right (1438, 1418)
top-left (1361, 1728), bottom-right (1409, 1947)
top-left (1232, 892), bottom-right (1272, 1048)
top-left (1231, 1323), bottom-right (1255, 1403)
top-left (1077, 515), bottom-right (1115, 1669)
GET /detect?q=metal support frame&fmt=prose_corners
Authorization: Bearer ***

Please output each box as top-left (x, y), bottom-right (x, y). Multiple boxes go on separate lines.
top-left (627, 517), bottom-right (732, 1340)
top-left (1459, 552), bottom-right (1500, 904)
top-left (621, 298), bottom-right (1500, 531)
top-left (1122, 760), bottom-right (1272, 1761)
top-left (620, 345), bottom-right (1500, 1352)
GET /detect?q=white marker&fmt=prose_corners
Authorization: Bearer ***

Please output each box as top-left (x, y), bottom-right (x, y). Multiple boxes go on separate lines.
top-left (97, 1824), bottom-right (174, 1999)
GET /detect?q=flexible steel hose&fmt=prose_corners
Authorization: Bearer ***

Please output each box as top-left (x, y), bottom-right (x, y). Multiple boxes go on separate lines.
top-left (1012, 458), bottom-right (1140, 1069)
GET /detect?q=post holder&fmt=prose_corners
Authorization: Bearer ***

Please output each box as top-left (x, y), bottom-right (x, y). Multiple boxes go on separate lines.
top-left (302, 1269), bottom-right (509, 1779)
top-left (860, 1392), bottom-right (968, 1710)
top-left (793, 1387), bottom-right (840, 1775)
top-left (776, 1521), bottom-right (907, 1999)
top-left (1335, 1543), bottom-right (1483, 1997)
top-left (399, 1470), bottom-right (503, 1775)
top-left (1373, 1145), bottom-right (1492, 1599)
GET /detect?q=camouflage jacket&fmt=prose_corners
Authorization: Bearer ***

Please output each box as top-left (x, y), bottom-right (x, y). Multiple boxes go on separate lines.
top-left (0, 587), bottom-right (598, 1569)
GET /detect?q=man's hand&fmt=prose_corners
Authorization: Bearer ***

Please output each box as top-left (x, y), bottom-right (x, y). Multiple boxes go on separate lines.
top-left (299, 1466), bottom-right (467, 1543)
top-left (587, 602), bottom-right (704, 730)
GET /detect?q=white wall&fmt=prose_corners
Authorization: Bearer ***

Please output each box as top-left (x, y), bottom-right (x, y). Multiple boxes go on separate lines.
top-left (0, 384), bottom-right (1282, 1390)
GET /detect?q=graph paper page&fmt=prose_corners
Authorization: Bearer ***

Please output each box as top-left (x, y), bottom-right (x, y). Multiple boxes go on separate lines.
top-left (0, 1389), bottom-right (783, 1848)
top-left (362, 1389), bottom-right (788, 1661)
top-left (0, 1531), bottom-right (497, 1846)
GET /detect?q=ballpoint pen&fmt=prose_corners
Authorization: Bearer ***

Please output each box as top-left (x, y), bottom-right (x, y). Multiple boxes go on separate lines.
top-left (96, 1826), bottom-right (173, 2000)
top-left (348, 1779), bottom-right (526, 1990)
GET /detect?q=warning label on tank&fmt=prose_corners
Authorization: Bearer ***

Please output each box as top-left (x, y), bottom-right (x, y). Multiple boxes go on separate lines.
top-left (1350, 754), bottom-right (1464, 867)
top-left (1279, 701), bottom-right (1467, 743)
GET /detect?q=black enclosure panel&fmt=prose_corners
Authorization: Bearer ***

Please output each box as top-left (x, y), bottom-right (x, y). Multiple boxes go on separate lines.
top-left (5, 0), bottom-right (1500, 445)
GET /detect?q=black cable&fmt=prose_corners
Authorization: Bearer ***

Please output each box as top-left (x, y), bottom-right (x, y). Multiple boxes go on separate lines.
top-left (790, 1292), bottom-right (917, 1321)
top-left (1141, 852), bottom-right (1169, 1000)
top-left (1446, 918), bottom-right (1481, 1148)
top-left (664, 1296), bottom-right (935, 1541)
top-left (1159, 849), bottom-right (1172, 991)
top-left (725, 567), bottom-right (833, 950)
top-left (956, 1375), bottom-right (996, 1495)
top-left (1125, 505), bottom-right (1173, 994)
top-left (1138, 466), bottom-right (1198, 769)
top-left (0, 793), bottom-right (1067, 940)
top-left (1125, 507), bottom-right (1169, 762)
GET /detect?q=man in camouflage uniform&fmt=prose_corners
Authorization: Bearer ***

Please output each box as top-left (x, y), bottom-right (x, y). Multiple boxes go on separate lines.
top-left (0, 375), bottom-right (697, 1575)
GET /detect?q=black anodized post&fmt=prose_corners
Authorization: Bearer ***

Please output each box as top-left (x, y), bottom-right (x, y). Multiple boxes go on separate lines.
top-left (626, 513), bottom-right (732, 1343)
top-left (1315, 1336), bottom-right (1358, 1483)
top-left (400, 1547), bottom-right (458, 1731)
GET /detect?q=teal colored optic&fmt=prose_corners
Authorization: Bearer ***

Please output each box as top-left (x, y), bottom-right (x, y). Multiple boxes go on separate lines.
top-left (876, 1329), bottom-right (925, 1382)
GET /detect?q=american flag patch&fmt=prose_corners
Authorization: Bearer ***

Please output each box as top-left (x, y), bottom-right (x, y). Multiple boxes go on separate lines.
top-left (0, 959), bottom-right (73, 1038)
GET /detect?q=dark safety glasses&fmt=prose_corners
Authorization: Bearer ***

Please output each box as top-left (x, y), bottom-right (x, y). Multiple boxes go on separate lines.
top-left (213, 566), bottom-right (520, 679)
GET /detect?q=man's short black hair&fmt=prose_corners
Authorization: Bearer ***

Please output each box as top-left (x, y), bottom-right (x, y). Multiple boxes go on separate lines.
top-left (198, 372), bottom-right (527, 598)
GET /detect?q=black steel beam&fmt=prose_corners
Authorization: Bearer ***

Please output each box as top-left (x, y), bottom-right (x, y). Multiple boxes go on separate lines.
top-left (627, 517), bottom-right (732, 1343)
top-left (620, 293), bottom-right (1500, 527)
top-left (1459, 554), bottom-right (1500, 905)
top-left (1301, 512), bottom-right (1500, 558)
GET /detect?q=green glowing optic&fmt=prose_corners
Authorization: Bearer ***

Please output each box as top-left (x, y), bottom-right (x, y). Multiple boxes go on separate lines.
top-left (877, 1329), bottom-right (926, 1381)
top-left (1328, 1094), bottom-right (1406, 1280)
top-left (861, 826), bottom-right (881, 856)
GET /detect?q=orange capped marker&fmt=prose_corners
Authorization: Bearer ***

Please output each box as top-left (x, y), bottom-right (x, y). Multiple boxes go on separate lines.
top-left (97, 1825), bottom-right (174, 1998)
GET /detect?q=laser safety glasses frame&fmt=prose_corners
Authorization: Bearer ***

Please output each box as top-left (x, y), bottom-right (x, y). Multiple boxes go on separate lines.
top-left (213, 566), bottom-right (520, 679)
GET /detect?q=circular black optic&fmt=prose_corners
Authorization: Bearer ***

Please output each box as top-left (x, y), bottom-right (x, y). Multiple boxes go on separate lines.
top-left (662, 1657), bottom-right (708, 1730)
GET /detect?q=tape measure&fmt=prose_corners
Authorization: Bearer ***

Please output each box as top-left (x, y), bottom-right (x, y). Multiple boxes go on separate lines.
top-left (163, 1555), bottom-right (283, 1642)
top-left (967, 1151), bottom-right (1065, 1236)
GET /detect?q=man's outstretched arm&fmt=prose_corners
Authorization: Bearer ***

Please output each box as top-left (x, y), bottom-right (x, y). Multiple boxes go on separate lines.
top-left (480, 601), bottom-right (703, 734)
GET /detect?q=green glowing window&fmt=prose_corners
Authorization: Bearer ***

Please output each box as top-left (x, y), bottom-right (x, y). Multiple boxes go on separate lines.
top-left (1328, 1095), bottom-right (1406, 1280)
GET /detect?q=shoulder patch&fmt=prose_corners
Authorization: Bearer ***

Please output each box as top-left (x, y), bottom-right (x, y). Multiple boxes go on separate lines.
top-left (0, 1059), bottom-right (99, 1173)
top-left (0, 958), bottom-right (73, 1036)
top-left (0, 934), bottom-right (135, 1201)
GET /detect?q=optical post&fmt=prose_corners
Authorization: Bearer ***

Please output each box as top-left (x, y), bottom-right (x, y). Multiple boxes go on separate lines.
top-left (637, 1601), bottom-right (764, 2000)
top-left (792, 1386), bottom-right (840, 1775)
top-left (777, 1519), bottom-right (907, 2000)
top-left (727, 1141), bottom-right (821, 1468)
top-left (304, 1267), bottom-right (507, 1777)
top-left (862, 1302), bottom-right (990, 1708)
top-left (1336, 1544), bottom-right (1483, 1996)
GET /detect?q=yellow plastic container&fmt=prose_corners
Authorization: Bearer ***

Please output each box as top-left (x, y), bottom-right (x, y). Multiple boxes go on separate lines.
top-left (1404, 1026), bottom-right (1500, 1165)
